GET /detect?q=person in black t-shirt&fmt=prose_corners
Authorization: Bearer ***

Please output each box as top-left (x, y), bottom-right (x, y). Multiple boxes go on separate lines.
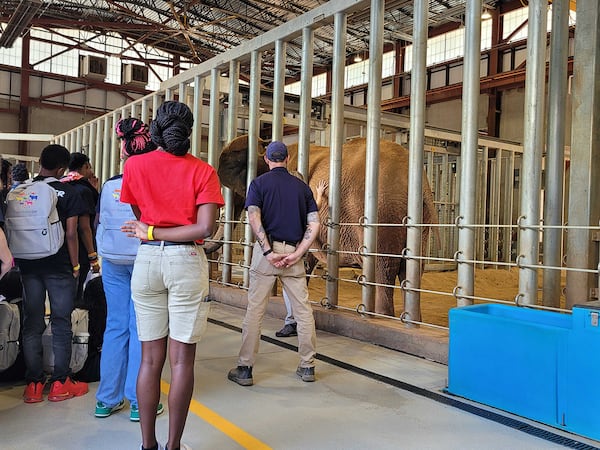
top-left (61, 152), bottom-right (100, 307)
top-left (19, 144), bottom-right (90, 404)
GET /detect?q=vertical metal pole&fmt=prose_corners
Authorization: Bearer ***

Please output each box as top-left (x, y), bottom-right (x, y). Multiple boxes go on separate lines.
top-left (405, 0), bottom-right (428, 322)
top-left (179, 82), bottom-right (186, 104)
top-left (152, 93), bottom-right (161, 121)
top-left (95, 120), bottom-right (103, 182)
top-left (476, 147), bottom-right (489, 266)
top-left (88, 122), bottom-right (96, 175)
top-left (75, 127), bottom-right (82, 152)
top-left (192, 75), bottom-right (204, 158)
top-left (243, 50), bottom-right (262, 288)
top-left (457, 0), bottom-right (482, 306)
top-left (223, 60), bottom-right (240, 285)
top-left (362, 0), bottom-right (384, 313)
top-left (543, 0), bottom-right (569, 307)
top-left (131, 102), bottom-right (138, 119)
top-left (208, 68), bottom-right (222, 168)
top-left (102, 116), bottom-right (111, 184)
top-left (298, 26), bottom-right (314, 179)
top-left (326, 12), bottom-right (347, 308)
top-left (110, 111), bottom-right (120, 178)
top-left (82, 125), bottom-right (89, 154)
top-left (518, 0), bottom-right (547, 306)
top-left (503, 151), bottom-right (516, 264)
top-left (566, 0), bottom-right (600, 307)
top-left (272, 39), bottom-right (286, 142)
top-left (141, 97), bottom-right (149, 124)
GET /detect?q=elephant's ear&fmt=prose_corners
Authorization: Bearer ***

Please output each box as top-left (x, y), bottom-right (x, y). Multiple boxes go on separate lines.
top-left (218, 137), bottom-right (250, 195)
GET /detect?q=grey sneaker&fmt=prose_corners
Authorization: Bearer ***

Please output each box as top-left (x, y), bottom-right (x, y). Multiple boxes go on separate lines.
top-left (276, 323), bottom-right (297, 337)
top-left (296, 366), bottom-right (315, 382)
top-left (228, 366), bottom-right (253, 386)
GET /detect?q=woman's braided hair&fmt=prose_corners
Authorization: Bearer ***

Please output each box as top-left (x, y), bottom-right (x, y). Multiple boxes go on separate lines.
top-left (115, 117), bottom-right (157, 158)
top-left (150, 101), bottom-right (194, 156)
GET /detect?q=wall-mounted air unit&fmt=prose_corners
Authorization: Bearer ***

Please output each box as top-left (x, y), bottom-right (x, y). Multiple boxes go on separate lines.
top-left (79, 55), bottom-right (108, 80)
top-left (123, 64), bottom-right (149, 87)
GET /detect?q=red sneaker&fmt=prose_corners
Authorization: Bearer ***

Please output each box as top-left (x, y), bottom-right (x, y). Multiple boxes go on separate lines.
top-left (23, 381), bottom-right (45, 403)
top-left (48, 377), bottom-right (88, 402)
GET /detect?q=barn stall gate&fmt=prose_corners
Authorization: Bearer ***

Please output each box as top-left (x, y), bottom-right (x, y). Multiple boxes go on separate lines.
top-left (53, 0), bottom-right (600, 364)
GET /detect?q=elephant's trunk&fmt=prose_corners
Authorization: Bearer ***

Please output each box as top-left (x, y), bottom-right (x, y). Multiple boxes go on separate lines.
top-left (203, 222), bottom-right (225, 254)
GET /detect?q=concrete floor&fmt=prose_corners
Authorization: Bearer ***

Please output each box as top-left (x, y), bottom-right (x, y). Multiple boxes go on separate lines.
top-left (0, 302), bottom-right (598, 450)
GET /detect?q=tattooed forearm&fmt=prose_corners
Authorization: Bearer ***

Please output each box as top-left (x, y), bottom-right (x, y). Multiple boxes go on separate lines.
top-left (248, 205), bottom-right (270, 251)
top-left (307, 211), bottom-right (319, 223)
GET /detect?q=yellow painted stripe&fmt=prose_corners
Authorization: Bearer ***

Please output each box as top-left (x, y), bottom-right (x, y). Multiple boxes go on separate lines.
top-left (160, 380), bottom-right (272, 450)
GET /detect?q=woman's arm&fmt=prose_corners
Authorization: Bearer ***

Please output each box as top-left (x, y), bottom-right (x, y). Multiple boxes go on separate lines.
top-left (122, 203), bottom-right (220, 242)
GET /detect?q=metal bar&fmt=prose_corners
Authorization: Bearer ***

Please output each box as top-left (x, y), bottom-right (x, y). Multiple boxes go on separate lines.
top-left (502, 151), bottom-right (516, 264)
top-left (404, 0), bottom-right (428, 323)
top-left (222, 59), bottom-right (241, 285)
top-left (208, 68), bottom-right (221, 168)
top-left (101, 116), bottom-right (111, 184)
top-left (457, 0), bottom-right (481, 305)
top-left (243, 50), bottom-right (262, 288)
top-left (297, 26), bottom-right (314, 179)
top-left (0, 133), bottom-right (53, 145)
top-left (192, 75), bottom-right (204, 158)
top-left (75, 127), bottom-right (82, 153)
top-left (271, 39), bottom-right (286, 142)
top-left (326, 12), bottom-right (347, 308)
top-left (110, 111), bottom-right (120, 179)
top-left (95, 121), bottom-right (103, 182)
top-left (141, 97), bottom-right (149, 124)
top-left (361, 0), bottom-right (384, 313)
top-left (543, 0), bottom-right (569, 307)
top-left (518, 0), bottom-right (547, 306)
top-left (565, 0), bottom-right (600, 306)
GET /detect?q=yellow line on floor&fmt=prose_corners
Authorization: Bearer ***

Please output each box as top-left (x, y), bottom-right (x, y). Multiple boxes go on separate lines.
top-left (160, 380), bottom-right (272, 450)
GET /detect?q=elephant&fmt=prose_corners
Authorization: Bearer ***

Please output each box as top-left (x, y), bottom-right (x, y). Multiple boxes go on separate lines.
top-left (212, 135), bottom-right (437, 317)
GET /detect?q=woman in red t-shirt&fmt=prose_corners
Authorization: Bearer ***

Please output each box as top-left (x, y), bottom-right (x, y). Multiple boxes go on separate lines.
top-left (121, 101), bottom-right (224, 450)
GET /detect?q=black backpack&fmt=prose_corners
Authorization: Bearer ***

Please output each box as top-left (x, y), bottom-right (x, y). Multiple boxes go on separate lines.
top-left (72, 274), bottom-right (107, 382)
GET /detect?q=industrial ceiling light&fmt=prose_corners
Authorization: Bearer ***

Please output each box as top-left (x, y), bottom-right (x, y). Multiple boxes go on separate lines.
top-left (0, 0), bottom-right (43, 48)
top-left (481, 7), bottom-right (493, 20)
top-left (353, 53), bottom-right (363, 63)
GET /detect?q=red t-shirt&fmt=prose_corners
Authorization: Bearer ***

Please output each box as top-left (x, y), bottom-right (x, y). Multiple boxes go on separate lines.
top-left (121, 150), bottom-right (224, 227)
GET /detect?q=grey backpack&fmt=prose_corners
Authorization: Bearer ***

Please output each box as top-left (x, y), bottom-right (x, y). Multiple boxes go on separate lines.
top-left (5, 178), bottom-right (65, 259)
top-left (96, 177), bottom-right (139, 264)
top-left (0, 300), bottom-right (20, 372)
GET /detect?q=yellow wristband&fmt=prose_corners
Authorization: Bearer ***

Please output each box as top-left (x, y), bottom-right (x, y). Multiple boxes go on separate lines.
top-left (73, 264), bottom-right (80, 272)
top-left (147, 225), bottom-right (155, 241)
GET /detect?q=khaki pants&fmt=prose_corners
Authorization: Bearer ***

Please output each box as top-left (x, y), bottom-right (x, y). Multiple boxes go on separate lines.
top-left (238, 242), bottom-right (317, 368)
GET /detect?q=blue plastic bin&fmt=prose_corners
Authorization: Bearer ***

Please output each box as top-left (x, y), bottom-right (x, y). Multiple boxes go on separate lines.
top-left (447, 302), bottom-right (600, 441)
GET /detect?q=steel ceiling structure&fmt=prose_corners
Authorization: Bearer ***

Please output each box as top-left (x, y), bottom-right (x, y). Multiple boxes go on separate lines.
top-left (1, 0), bottom-right (503, 81)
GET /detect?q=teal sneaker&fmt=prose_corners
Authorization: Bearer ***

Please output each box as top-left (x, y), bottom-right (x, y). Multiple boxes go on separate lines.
top-left (95, 400), bottom-right (125, 418)
top-left (130, 402), bottom-right (164, 422)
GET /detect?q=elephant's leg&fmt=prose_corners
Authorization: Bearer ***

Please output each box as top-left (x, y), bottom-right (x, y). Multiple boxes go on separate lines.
top-left (304, 253), bottom-right (319, 285)
top-left (374, 257), bottom-right (400, 316)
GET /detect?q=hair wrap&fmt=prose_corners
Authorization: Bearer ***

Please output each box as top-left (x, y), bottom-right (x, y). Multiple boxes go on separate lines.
top-left (150, 101), bottom-right (194, 156)
top-left (115, 117), bottom-right (157, 159)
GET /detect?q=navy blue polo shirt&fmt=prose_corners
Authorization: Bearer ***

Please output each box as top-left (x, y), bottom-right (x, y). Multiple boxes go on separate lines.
top-left (245, 167), bottom-right (318, 243)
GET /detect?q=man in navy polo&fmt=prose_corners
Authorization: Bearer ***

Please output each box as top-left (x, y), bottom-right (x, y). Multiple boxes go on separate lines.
top-left (228, 141), bottom-right (320, 386)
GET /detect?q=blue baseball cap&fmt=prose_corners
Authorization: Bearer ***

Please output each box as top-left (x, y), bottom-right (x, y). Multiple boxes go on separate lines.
top-left (266, 141), bottom-right (288, 162)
